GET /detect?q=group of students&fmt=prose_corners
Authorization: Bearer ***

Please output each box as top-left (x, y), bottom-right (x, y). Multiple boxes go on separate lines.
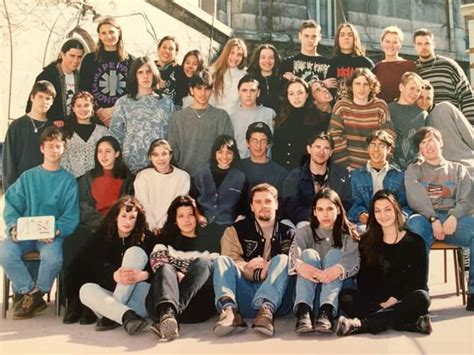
top-left (1, 15), bottom-right (473, 342)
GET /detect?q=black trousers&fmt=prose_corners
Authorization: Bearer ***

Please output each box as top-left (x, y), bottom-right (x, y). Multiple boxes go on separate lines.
top-left (339, 289), bottom-right (431, 334)
top-left (146, 257), bottom-right (216, 324)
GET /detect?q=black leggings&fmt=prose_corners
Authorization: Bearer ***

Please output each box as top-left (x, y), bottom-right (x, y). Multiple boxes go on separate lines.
top-left (339, 289), bottom-right (431, 334)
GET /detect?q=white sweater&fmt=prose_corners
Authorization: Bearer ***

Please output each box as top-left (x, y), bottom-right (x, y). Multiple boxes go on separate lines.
top-left (210, 67), bottom-right (247, 115)
top-left (134, 166), bottom-right (190, 230)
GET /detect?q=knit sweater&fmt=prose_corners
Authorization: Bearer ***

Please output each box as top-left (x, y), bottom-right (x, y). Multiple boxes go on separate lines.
top-left (416, 55), bottom-right (474, 125)
top-left (134, 166), bottom-right (190, 230)
top-left (110, 93), bottom-right (174, 173)
top-left (168, 106), bottom-right (234, 176)
top-left (328, 98), bottom-right (393, 169)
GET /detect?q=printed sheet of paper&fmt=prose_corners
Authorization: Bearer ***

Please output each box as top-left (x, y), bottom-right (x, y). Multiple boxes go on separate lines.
top-left (16, 216), bottom-right (55, 241)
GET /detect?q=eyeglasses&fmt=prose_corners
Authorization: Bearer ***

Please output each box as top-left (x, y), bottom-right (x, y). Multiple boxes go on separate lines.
top-left (249, 138), bottom-right (268, 146)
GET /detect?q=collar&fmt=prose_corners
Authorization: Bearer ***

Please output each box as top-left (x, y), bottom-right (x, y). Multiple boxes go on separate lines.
top-left (366, 161), bottom-right (389, 174)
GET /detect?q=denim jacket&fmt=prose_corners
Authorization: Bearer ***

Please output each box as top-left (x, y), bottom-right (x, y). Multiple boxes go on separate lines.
top-left (348, 164), bottom-right (412, 223)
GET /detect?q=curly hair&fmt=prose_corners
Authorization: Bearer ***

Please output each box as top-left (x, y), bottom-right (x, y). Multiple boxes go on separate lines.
top-left (348, 68), bottom-right (381, 101)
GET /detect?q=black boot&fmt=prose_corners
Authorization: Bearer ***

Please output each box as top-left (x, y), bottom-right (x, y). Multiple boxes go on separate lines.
top-left (122, 310), bottom-right (149, 335)
top-left (295, 303), bottom-right (313, 334)
top-left (63, 297), bottom-right (81, 324)
top-left (150, 303), bottom-right (179, 341)
top-left (95, 316), bottom-right (120, 331)
top-left (314, 304), bottom-right (335, 333)
top-left (467, 294), bottom-right (474, 312)
top-left (79, 305), bottom-right (97, 325)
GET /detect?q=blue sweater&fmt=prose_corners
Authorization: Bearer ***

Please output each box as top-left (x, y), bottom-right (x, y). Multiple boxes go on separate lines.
top-left (348, 164), bottom-right (412, 223)
top-left (4, 166), bottom-right (79, 238)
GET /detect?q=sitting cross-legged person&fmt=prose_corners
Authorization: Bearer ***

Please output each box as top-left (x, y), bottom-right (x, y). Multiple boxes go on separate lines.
top-left (212, 183), bottom-right (295, 337)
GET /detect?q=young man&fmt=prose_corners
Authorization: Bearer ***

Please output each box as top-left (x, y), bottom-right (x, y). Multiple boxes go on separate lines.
top-left (417, 82), bottom-right (474, 172)
top-left (282, 132), bottom-right (351, 227)
top-left (168, 70), bottom-right (234, 176)
top-left (349, 130), bottom-right (411, 227)
top-left (26, 39), bottom-right (84, 127)
top-left (0, 127), bottom-right (80, 319)
top-left (405, 127), bottom-right (474, 311)
top-left (236, 122), bottom-right (287, 193)
top-left (280, 20), bottom-right (336, 88)
top-left (230, 75), bottom-right (276, 158)
top-left (2, 81), bottom-right (56, 190)
top-left (413, 28), bottom-right (474, 125)
top-left (388, 72), bottom-right (428, 170)
top-left (213, 183), bottom-right (295, 337)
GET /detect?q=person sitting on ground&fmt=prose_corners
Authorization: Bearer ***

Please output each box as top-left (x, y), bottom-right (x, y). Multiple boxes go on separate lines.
top-left (79, 196), bottom-right (158, 334)
top-left (0, 126), bottom-right (79, 320)
top-left (289, 188), bottom-right (359, 335)
top-left (146, 195), bottom-right (217, 341)
top-left (212, 183), bottom-right (295, 338)
top-left (337, 190), bottom-right (432, 336)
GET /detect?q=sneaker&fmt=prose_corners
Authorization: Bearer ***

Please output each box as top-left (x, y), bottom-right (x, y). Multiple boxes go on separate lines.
top-left (63, 297), bottom-right (81, 324)
top-left (466, 294), bottom-right (474, 312)
top-left (314, 305), bottom-right (335, 334)
top-left (95, 317), bottom-right (120, 331)
top-left (150, 308), bottom-right (179, 341)
top-left (79, 306), bottom-right (97, 325)
top-left (295, 311), bottom-right (314, 334)
top-left (12, 291), bottom-right (47, 320)
top-left (253, 306), bottom-right (275, 337)
top-left (415, 315), bottom-right (433, 335)
top-left (336, 316), bottom-right (362, 337)
top-left (213, 307), bottom-right (248, 337)
top-left (122, 310), bottom-right (149, 336)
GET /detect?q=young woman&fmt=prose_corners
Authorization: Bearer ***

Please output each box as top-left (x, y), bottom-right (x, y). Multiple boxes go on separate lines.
top-left (156, 36), bottom-right (180, 105)
top-left (247, 44), bottom-right (283, 113)
top-left (134, 139), bottom-right (190, 234)
top-left (79, 197), bottom-right (158, 335)
top-left (289, 188), bottom-right (359, 334)
top-left (210, 38), bottom-right (248, 115)
top-left (330, 23), bottom-right (374, 100)
top-left (310, 80), bottom-right (334, 132)
top-left (337, 190), bottom-right (431, 336)
top-left (328, 68), bottom-right (393, 170)
top-left (79, 16), bottom-right (134, 127)
top-left (191, 135), bottom-right (247, 252)
top-left (374, 26), bottom-right (417, 103)
top-left (272, 77), bottom-right (317, 169)
top-left (146, 195), bottom-right (217, 340)
top-left (110, 56), bottom-right (175, 173)
top-left (61, 91), bottom-right (109, 178)
top-left (175, 50), bottom-right (206, 108)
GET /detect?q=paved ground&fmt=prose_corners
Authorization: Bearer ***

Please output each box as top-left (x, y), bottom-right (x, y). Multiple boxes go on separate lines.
top-left (0, 249), bottom-right (473, 355)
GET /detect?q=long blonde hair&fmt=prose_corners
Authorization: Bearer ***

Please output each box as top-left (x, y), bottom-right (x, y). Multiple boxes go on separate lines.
top-left (212, 38), bottom-right (247, 98)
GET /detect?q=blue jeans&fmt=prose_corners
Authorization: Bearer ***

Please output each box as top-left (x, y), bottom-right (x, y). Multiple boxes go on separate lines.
top-left (79, 246), bottom-right (150, 324)
top-left (213, 254), bottom-right (293, 318)
top-left (407, 213), bottom-right (474, 293)
top-left (0, 237), bottom-right (64, 294)
top-left (294, 248), bottom-right (343, 317)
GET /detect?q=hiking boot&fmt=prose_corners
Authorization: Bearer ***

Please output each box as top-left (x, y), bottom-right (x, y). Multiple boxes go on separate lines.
top-left (466, 294), bottom-right (474, 312)
top-left (122, 310), bottom-right (149, 335)
top-left (295, 303), bottom-right (313, 334)
top-left (95, 317), bottom-right (120, 331)
top-left (63, 297), bottom-right (81, 324)
top-left (314, 304), bottom-right (335, 334)
top-left (79, 306), bottom-right (97, 325)
top-left (12, 293), bottom-right (24, 311)
top-left (12, 291), bottom-right (47, 320)
top-left (253, 306), bottom-right (275, 337)
top-left (150, 307), bottom-right (179, 341)
top-left (213, 307), bottom-right (247, 337)
top-left (415, 314), bottom-right (433, 335)
top-left (336, 315), bottom-right (362, 336)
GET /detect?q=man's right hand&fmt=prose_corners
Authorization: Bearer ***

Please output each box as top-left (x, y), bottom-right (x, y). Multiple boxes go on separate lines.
top-left (432, 219), bottom-right (445, 240)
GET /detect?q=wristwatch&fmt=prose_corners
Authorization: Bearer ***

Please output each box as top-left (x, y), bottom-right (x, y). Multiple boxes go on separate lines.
top-left (429, 216), bottom-right (439, 223)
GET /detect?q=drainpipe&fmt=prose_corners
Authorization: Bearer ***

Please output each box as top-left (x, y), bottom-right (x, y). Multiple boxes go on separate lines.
top-left (446, 0), bottom-right (454, 52)
top-left (226, 0), bottom-right (231, 27)
top-left (469, 16), bottom-right (474, 85)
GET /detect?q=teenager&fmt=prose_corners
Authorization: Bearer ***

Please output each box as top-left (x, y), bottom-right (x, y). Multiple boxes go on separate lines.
top-left (146, 196), bottom-right (217, 340)
top-left (374, 26), bottom-right (417, 103)
top-left (247, 44), bottom-right (283, 112)
top-left (310, 80), bottom-right (334, 133)
top-left (110, 56), bottom-right (174, 173)
top-left (230, 75), bottom-right (276, 158)
top-left (337, 190), bottom-right (431, 336)
top-left (175, 50), bottom-right (206, 108)
top-left (134, 139), bottom-right (190, 234)
top-left (210, 38), bottom-right (248, 115)
top-left (191, 135), bottom-right (247, 253)
top-left (168, 70), bottom-right (234, 176)
top-left (26, 39), bottom-right (84, 126)
top-left (3, 81), bottom-right (55, 190)
top-left (328, 68), bottom-right (393, 170)
top-left (156, 36), bottom-right (180, 105)
top-left (79, 16), bottom-right (134, 127)
top-left (289, 188), bottom-right (359, 334)
top-left (0, 127), bottom-right (79, 320)
top-left (60, 91), bottom-right (109, 178)
top-left (79, 197), bottom-right (158, 334)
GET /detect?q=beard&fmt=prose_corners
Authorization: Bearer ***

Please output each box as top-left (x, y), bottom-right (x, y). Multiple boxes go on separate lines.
top-left (256, 211), bottom-right (274, 222)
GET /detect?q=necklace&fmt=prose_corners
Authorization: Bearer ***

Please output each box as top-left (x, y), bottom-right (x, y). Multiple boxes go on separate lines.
top-left (30, 118), bottom-right (47, 133)
top-left (192, 107), bottom-right (210, 119)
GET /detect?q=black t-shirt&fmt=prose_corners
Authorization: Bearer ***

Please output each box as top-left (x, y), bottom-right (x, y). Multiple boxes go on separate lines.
top-left (329, 54), bottom-right (375, 99)
top-left (280, 53), bottom-right (333, 83)
top-left (75, 123), bottom-right (96, 142)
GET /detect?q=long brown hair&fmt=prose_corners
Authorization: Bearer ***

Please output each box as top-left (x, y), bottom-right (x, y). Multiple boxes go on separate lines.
top-left (332, 23), bottom-right (365, 57)
top-left (275, 77), bottom-right (311, 129)
top-left (247, 44), bottom-right (280, 77)
top-left (159, 195), bottom-right (199, 243)
top-left (359, 190), bottom-right (406, 266)
top-left (347, 68), bottom-right (381, 101)
top-left (95, 17), bottom-right (128, 62)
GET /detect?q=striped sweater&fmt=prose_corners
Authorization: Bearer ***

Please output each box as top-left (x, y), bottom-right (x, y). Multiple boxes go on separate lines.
top-left (328, 98), bottom-right (393, 169)
top-left (416, 55), bottom-right (474, 125)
